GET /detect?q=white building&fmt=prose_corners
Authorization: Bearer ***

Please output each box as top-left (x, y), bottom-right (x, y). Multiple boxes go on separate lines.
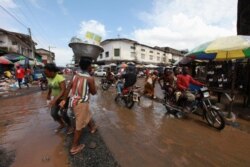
top-left (97, 38), bottom-right (185, 65)
top-left (0, 28), bottom-right (36, 58)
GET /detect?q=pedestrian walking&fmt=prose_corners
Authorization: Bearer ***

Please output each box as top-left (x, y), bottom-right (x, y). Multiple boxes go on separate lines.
top-left (143, 71), bottom-right (158, 99)
top-left (16, 66), bottom-right (29, 89)
top-left (44, 63), bottom-right (73, 134)
top-left (59, 57), bottom-right (97, 155)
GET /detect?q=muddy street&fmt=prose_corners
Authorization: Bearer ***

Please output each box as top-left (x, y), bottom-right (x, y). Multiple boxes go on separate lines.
top-left (91, 81), bottom-right (250, 167)
top-left (0, 92), bottom-right (69, 167)
top-left (0, 79), bottom-right (250, 167)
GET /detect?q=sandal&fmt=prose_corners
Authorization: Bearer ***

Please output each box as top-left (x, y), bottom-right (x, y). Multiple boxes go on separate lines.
top-left (66, 128), bottom-right (74, 135)
top-left (70, 144), bottom-right (85, 155)
top-left (54, 125), bottom-right (65, 133)
top-left (90, 126), bottom-right (98, 134)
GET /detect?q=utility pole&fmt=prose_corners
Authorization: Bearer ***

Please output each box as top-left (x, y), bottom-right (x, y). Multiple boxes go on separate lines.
top-left (48, 46), bottom-right (56, 63)
top-left (28, 28), bottom-right (34, 59)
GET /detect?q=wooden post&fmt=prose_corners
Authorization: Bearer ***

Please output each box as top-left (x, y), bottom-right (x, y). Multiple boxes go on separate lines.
top-left (228, 61), bottom-right (236, 118)
top-left (247, 59), bottom-right (250, 107)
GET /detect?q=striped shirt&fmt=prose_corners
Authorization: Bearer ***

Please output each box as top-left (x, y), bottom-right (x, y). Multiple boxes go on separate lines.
top-left (69, 72), bottom-right (90, 107)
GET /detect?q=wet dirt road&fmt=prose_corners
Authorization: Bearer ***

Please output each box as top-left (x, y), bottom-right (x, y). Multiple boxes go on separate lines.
top-left (90, 81), bottom-right (250, 167)
top-left (0, 92), bottom-right (69, 167)
top-left (1, 77), bottom-right (250, 167)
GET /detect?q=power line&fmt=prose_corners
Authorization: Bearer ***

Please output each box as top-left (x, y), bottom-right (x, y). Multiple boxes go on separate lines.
top-left (0, 2), bottom-right (47, 49)
top-left (14, 4), bottom-right (48, 47)
top-left (0, 1), bottom-right (57, 49)
top-left (21, 0), bottom-right (57, 46)
top-left (0, 3), bottom-right (28, 29)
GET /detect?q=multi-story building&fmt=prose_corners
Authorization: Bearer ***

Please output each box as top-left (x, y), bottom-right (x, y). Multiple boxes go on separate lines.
top-left (97, 38), bottom-right (185, 65)
top-left (160, 47), bottom-right (188, 64)
top-left (36, 48), bottom-right (55, 64)
top-left (0, 28), bottom-right (36, 58)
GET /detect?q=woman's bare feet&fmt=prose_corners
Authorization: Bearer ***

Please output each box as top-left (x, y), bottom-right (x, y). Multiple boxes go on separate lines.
top-left (70, 144), bottom-right (85, 155)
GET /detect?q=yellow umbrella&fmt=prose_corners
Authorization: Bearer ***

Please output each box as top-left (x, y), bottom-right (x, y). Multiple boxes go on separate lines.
top-left (186, 35), bottom-right (250, 60)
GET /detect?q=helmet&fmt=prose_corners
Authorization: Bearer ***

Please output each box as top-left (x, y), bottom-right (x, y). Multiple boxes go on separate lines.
top-left (127, 65), bottom-right (135, 73)
top-left (164, 66), bottom-right (172, 73)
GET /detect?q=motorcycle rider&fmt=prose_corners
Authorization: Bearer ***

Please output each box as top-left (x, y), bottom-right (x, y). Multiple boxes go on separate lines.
top-left (106, 67), bottom-right (115, 84)
top-left (116, 65), bottom-right (137, 95)
top-left (176, 66), bottom-right (204, 112)
top-left (158, 67), bottom-right (176, 95)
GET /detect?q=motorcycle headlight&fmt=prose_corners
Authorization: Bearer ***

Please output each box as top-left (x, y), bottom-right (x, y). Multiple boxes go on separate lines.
top-left (203, 92), bottom-right (210, 98)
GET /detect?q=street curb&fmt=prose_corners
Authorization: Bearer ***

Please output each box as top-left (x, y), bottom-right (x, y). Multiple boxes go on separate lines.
top-left (0, 87), bottom-right (42, 100)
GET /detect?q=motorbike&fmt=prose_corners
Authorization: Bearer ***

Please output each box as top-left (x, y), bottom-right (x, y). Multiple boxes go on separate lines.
top-left (39, 77), bottom-right (48, 91)
top-left (115, 85), bottom-right (141, 109)
top-left (100, 78), bottom-right (115, 91)
top-left (164, 86), bottom-right (225, 130)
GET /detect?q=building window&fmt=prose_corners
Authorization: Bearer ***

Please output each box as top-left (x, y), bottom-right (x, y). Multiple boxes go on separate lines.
top-left (12, 41), bottom-right (17, 45)
top-left (150, 55), bottom-right (153, 60)
top-left (141, 54), bottom-right (145, 59)
top-left (157, 52), bottom-right (160, 55)
top-left (114, 48), bottom-right (120, 57)
top-left (99, 53), bottom-right (103, 59)
top-left (131, 52), bottom-right (135, 58)
top-left (0, 40), bottom-right (4, 44)
top-left (149, 50), bottom-right (153, 53)
top-left (157, 56), bottom-right (160, 61)
top-left (130, 46), bottom-right (135, 49)
top-left (163, 53), bottom-right (166, 56)
top-left (105, 51), bottom-right (109, 57)
top-left (141, 49), bottom-right (145, 52)
top-left (162, 57), bottom-right (166, 62)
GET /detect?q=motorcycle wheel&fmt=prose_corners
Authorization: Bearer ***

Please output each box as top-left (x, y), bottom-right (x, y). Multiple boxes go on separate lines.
top-left (164, 95), bottom-right (178, 115)
top-left (102, 82), bottom-right (110, 90)
top-left (125, 93), bottom-right (134, 109)
top-left (40, 82), bottom-right (48, 91)
top-left (205, 108), bottom-right (225, 130)
top-left (115, 94), bottom-right (121, 103)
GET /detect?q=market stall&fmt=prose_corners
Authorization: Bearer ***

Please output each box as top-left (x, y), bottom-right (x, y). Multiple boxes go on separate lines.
top-left (183, 35), bottom-right (250, 117)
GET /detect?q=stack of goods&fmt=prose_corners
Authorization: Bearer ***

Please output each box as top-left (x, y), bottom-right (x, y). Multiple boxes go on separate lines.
top-left (0, 76), bottom-right (18, 97)
top-left (206, 62), bottom-right (232, 89)
top-left (68, 36), bottom-right (104, 61)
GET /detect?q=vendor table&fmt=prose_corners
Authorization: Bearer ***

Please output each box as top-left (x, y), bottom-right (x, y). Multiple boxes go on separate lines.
top-left (209, 87), bottom-right (235, 118)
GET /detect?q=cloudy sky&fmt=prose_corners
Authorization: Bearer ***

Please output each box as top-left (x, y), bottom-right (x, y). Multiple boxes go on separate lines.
top-left (0, 0), bottom-right (237, 66)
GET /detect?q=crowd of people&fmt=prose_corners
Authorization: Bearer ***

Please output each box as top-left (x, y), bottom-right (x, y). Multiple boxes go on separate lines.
top-left (104, 65), bottom-right (204, 112)
top-left (41, 60), bottom-right (205, 156)
top-left (145, 66), bottom-right (204, 111)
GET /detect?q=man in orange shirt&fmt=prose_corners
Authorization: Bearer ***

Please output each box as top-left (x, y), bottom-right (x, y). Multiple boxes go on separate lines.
top-left (16, 66), bottom-right (29, 89)
top-left (177, 66), bottom-right (204, 111)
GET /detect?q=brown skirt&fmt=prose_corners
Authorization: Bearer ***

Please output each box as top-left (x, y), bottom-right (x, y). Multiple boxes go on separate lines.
top-left (144, 83), bottom-right (154, 96)
top-left (73, 102), bottom-right (91, 131)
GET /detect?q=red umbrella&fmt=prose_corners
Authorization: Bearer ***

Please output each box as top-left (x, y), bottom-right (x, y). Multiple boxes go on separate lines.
top-left (0, 56), bottom-right (13, 64)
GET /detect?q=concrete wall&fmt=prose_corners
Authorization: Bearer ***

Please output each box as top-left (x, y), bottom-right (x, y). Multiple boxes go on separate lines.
top-left (98, 40), bottom-right (135, 62)
top-left (0, 34), bottom-right (32, 57)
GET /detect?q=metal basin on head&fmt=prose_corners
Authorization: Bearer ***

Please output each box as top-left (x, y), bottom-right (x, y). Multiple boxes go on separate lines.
top-left (69, 42), bottom-right (104, 60)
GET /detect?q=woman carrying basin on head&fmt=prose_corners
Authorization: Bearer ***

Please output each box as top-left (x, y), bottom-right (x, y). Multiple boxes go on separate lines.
top-left (59, 57), bottom-right (97, 155)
